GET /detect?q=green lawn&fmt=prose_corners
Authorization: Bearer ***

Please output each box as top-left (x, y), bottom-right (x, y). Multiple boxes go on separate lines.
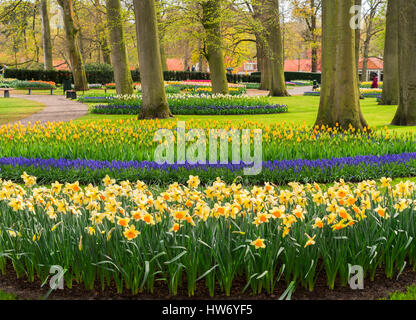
top-left (77, 96), bottom-right (413, 133)
top-left (387, 286), bottom-right (416, 300)
top-left (0, 289), bottom-right (16, 300)
top-left (0, 98), bottom-right (45, 125)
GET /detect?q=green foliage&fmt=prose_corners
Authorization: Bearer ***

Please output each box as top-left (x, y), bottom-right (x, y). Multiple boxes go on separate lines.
top-left (84, 63), bottom-right (113, 73)
top-left (0, 290), bottom-right (16, 300)
top-left (387, 286), bottom-right (416, 300)
top-left (251, 71), bottom-right (322, 83)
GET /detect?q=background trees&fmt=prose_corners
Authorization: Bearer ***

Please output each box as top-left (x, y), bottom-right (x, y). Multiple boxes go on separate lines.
top-left (56, 0), bottom-right (88, 91)
top-left (0, 0), bottom-right (415, 126)
top-left (291, 0), bottom-right (321, 73)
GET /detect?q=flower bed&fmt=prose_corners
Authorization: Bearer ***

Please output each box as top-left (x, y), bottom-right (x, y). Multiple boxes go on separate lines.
top-left (88, 84), bottom-right (103, 89)
top-left (182, 86), bottom-right (246, 95)
top-left (0, 120), bottom-right (416, 185)
top-left (0, 174), bottom-right (415, 296)
top-left (9, 80), bottom-right (56, 90)
top-left (304, 88), bottom-right (383, 98)
top-left (361, 81), bottom-right (383, 89)
top-left (91, 103), bottom-right (288, 115)
top-left (89, 94), bottom-right (287, 115)
top-left (2, 152), bottom-right (416, 185)
top-left (166, 81), bottom-right (247, 95)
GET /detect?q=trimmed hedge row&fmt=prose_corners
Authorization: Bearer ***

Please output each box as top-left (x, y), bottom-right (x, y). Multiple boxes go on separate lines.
top-left (251, 71), bottom-right (321, 82)
top-left (5, 68), bottom-right (321, 85)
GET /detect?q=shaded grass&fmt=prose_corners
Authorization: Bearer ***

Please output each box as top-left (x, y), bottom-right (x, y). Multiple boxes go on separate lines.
top-left (0, 98), bottom-right (45, 125)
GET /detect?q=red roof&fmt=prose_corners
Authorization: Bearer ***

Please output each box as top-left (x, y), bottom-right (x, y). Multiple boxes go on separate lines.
top-left (284, 59), bottom-right (320, 72)
top-left (167, 58), bottom-right (184, 71)
top-left (358, 57), bottom-right (383, 70)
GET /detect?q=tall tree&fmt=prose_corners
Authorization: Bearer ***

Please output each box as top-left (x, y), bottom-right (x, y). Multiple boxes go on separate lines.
top-left (39, 0), bottom-right (53, 70)
top-left (315, 0), bottom-right (367, 130)
top-left (133, 0), bottom-right (171, 119)
top-left (264, 0), bottom-right (288, 96)
top-left (380, 0), bottom-right (399, 105)
top-left (201, 0), bottom-right (229, 95)
top-left (391, 0), bottom-right (416, 125)
top-left (155, 0), bottom-right (168, 71)
top-left (106, 0), bottom-right (134, 95)
top-left (291, 0), bottom-right (322, 73)
top-left (360, 0), bottom-right (384, 81)
top-left (57, 0), bottom-right (88, 90)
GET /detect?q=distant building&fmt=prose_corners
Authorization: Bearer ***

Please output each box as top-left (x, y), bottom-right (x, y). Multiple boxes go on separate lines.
top-left (234, 61), bottom-right (258, 75)
top-left (358, 57), bottom-right (384, 81)
top-left (235, 56), bottom-right (384, 81)
top-left (284, 59), bottom-right (319, 72)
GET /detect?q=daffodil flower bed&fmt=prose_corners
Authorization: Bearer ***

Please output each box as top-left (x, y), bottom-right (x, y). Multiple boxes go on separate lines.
top-left (0, 120), bottom-right (416, 184)
top-left (1, 174), bottom-right (416, 296)
top-left (361, 81), bottom-right (383, 89)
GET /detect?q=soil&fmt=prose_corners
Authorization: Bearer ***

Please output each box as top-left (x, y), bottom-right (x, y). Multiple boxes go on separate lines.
top-left (0, 261), bottom-right (415, 300)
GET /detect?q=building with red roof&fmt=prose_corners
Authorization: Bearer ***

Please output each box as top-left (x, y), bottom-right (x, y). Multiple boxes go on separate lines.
top-left (236, 56), bottom-right (384, 81)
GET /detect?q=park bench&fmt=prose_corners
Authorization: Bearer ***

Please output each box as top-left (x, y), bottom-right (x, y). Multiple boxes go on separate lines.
top-left (0, 88), bottom-right (13, 98)
top-left (27, 88), bottom-right (54, 95)
top-left (66, 90), bottom-right (77, 99)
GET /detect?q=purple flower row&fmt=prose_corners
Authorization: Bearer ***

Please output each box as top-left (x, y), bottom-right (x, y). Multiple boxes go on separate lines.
top-left (0, 152), bottom-right (415, 172)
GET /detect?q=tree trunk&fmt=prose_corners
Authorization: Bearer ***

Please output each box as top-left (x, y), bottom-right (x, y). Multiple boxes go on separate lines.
top-left (260, 52), bottom-right (272, 91)
top-left (380, 0), bottom-right (399, 105)
top-left (256, 33), bottom-right (271, 91)
top-left (315, 0), bottom-right (367, 130)
top-left (160, 41), bottom-right (168, 71)
top-left (57, 0), bottom-right (88, 91)
top-left (106, 0), bottom-right (134, 95)
top-left (198, 39), bottom-right (205, 72)
top-left (40, 0), bottom-right (53, 70)
top-left (256, 38), bottom-right (262, 73)
top-left (101, 35), bottom-right (112, 66)
top-left (201, 0), bottom-right (229, 94)
top-left (310, 0), bottom-right (318, 73)
top-left (360, 18), bottom-right (373, 82)
top-left (133, 0), bottom-right (171, 119)
top-left (391, 0), bottom-right (416, 125)
top-left (264, 0), bottom-right (288, 97)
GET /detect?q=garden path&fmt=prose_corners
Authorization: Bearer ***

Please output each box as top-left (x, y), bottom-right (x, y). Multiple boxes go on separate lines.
top-left (10, 94), bottom-right (89, 125)
top-left (246, 86), bottom-right (313, 96)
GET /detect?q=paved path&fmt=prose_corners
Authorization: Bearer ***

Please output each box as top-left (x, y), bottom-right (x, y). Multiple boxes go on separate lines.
top-left (246, 86), bottom-right (313, 96)
top-left (10, 94), bottom-right (89, 125)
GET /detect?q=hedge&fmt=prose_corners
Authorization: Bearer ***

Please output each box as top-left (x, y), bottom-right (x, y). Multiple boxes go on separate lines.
top-left (4, 68), bottom-right (321, 85)
top-left (251, 71), bottom-right (321, 83)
